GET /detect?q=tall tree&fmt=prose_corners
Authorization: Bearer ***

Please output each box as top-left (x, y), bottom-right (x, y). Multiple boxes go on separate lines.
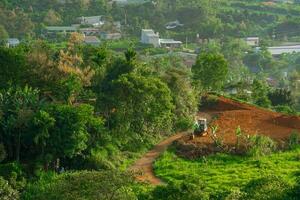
top-left (192, 52), bottom-right (229, 91)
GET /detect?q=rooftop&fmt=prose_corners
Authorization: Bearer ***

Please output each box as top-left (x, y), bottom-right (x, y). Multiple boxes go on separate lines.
top-left (46, 26), bottom-right (77, 31)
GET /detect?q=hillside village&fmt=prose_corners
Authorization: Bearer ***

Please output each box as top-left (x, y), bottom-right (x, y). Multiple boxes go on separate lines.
top-left (0, 0), bottom-right (300, 200)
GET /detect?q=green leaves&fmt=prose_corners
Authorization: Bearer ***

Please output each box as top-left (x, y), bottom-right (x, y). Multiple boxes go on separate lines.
top-left (192, 52), bottom-right (229, 91)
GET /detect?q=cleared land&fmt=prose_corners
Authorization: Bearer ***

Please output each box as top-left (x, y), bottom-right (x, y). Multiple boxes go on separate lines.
top-left (179, 97), bottom-right (300, 155)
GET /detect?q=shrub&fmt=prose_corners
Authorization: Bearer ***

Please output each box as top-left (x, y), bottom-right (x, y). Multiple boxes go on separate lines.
top-left (246, 135), bottom-right (277, 157)
top-left (200, 95), bottom-right (219, 109)
top-left (274, 105), bottom-right (297, 115)
top-left (174, 117), bottom-right (194, 131)
top-left (0, 162), bottom-right (26, 191)
top-left (0, 176), bottom-right (19, 200)
top-left (288, 131), bottom-right (300, 149)
top-left (22, 170), bottom-right (136, 200)
top-left (242, 175), bottom-right (292, 200)
top-left (148, 182), bottom-right (209, 200)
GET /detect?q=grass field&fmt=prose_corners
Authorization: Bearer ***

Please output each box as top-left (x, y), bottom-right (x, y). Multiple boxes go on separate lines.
top-left (154, 146), bottom-right (300, 196)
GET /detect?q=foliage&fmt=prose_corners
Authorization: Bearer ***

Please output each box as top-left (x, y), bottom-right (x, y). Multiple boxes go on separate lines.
top-left (251, 79), bottom-right (271, 108)
top-left (154, 147), bottom-right (300, 199)
top-left (192, 52), bottom-right (229, 91)
top-left (142, 182), bottom-right (209, 200)
top-left (288, 131), bottom-right (300, 150)
top-left (0, 162), bottom-right (26, 191)
top-left (22, 171), bottom-right (136, 200)
top-left (242, 175), bottom-right (292, 200)
top-left (0, 47), bottom-right (28, 89)
top-left (200, 95), bottom-right (219, 110)
top-left (246, 135), bottom-right (277, 157)
top-left (0, 144), bottom-right (6, 163)
top-left (268, 88), bottom-right (293, 106)
top-left (0, 176), bottom-right (19, 200)
top-left (0, 86), bottom-right (40, 162)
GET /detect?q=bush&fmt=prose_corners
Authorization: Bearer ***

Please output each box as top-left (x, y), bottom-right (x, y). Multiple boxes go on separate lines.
top-left (0, 162), bottom-right (26, 191)
top-left (0, 176), bottom-right (19, 200)
top-left (288, 131), bottom-right (300, 149)
top-left (147, 182), bottom-right (209, 200)
top-left (22, 171), bottom-right (136, 200)
top-left (246, 135), bottom-right (277, 157)
top-left (174, 117), bottom-right (194, 131)
top-left (242, 175), bottom-right (292, 200)
top-left (201, 95), bottom-right (219, 109)
top-left (274, 105), bottom-right (297, 115)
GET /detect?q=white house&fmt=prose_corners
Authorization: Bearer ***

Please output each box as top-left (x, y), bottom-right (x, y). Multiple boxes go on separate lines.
top-left (141, 29), bottom-right (160, 47)
top-left (6, 38), bottom-right (20, 48)
top-left (245, 37), bottom-right (259, 47)
top-left (141, 29), bottom-right (182, 48)
top-left (78, 16), bottom-right (105, 27)
top-left (159, 39), bottom-right (182, 48)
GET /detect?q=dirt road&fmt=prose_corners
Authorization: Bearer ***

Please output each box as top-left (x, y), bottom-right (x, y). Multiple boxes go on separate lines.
top-left (130, 132), bottom-right (185, 185)
top-left (130, 112), bottom-right (212, 185)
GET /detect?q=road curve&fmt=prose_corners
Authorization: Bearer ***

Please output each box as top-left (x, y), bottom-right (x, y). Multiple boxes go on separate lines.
top-left (129, 112), bottom-right (212, 185)
top-left (129, 132), bottom-right (186, 185)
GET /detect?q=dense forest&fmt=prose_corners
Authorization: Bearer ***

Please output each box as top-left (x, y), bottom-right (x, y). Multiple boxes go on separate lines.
top-left (0, 0), bottom-right (300, 199)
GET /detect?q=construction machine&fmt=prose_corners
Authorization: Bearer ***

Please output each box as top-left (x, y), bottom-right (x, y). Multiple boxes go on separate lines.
top-left (193, 118), bottom-right (208, 136)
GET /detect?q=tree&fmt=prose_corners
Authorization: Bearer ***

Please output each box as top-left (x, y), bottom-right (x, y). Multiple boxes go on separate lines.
top-left (251, 79), bottom-right (271, 108)
top-left (43, 104), bottom-right (92, 161)
top-left (0, 25), bottom-right (9, 42)
top-left (107, 73), bottom-right (174, 149)
top-left (0, 47), bottom-right (29, 89)
top-left (0, 86), bottom-right (40, 162)
top-left (268, 88), bottom-right (293, 106)
top-left (192, 52), bottom-right (229, 91)
top-left (161, 67), bottom-right (198, 130)
top-left (43, 9), bottom-right (62, 25)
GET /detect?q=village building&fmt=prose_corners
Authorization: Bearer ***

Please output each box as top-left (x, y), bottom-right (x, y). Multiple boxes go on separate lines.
top-left (141, 29), bottom-right (182, 48)
top-left (159, 39), bottom-right (182, 48)
top-left (245, 37), bottom-right (260, 47)
top-left (83, 36), bottom-right (101, 46)
top-left (6, 38), bottom-right (20, 48)
top-left (141, 29), bottom-right (160, 47)
top-left (78, 16), bottom-right (105, 27)
top-left (46, 26), bottom-right (77, 34)
top-left (79, 28), bottom-right (101, 36)
top-left (100, 32), bottom-right (122, 40)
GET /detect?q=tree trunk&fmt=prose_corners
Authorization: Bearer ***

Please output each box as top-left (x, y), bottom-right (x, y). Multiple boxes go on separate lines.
top-left (16, 131), bottom-right (21, 162)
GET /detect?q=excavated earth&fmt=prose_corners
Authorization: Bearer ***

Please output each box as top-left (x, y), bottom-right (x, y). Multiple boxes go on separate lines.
top-left (177, 97), bottom-right (300, 158)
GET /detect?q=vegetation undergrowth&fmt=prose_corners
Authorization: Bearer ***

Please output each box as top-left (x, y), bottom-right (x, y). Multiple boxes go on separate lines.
top-left (153, 144), bottom-right (300, 199)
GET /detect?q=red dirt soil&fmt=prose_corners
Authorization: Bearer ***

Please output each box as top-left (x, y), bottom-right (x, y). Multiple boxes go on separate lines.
top-left (130, 97), bottom-right (300, 184)
top-left (181, 97), bottom-right (300, 148)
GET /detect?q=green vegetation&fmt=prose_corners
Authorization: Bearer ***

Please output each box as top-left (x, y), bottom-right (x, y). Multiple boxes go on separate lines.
top-left (154, 145), bottom-right (300, 199)
top-left (0, 0), bottom-right (300, 199)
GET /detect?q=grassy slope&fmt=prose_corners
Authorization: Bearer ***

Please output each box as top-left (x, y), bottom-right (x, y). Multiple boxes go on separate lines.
top-left (154, 147), bottom-right (300, 195)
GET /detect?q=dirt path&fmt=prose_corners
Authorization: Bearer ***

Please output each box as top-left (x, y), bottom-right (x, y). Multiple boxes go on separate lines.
top-left (130, 132), bottom-right (185, 185)
top-left (130, 112), bottom-right (213, 185)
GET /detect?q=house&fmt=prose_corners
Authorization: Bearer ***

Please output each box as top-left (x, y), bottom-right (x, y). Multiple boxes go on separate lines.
top-left (6, 38), bottom-right (20, 48)
top-left (265, 45), bottom-right (300, 56)
top-left (100, 32), bottom-right (122, 40)
top-left (141, 29), bottom-right (160, 47)
top-left (78, 16), bottom-right (105, 27)
top-left (141, 29), bottom-right (182, 48)
top-left (159, 39), bottom-right (182, 48)
top-left (245, 37), bottom-right (259, 47)
top-left (79, 28), bottom-right (101, 36)
top-left (84, 36), bottom-right (101, 46)
top-left (46, 26), bottom-right (77, 34)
